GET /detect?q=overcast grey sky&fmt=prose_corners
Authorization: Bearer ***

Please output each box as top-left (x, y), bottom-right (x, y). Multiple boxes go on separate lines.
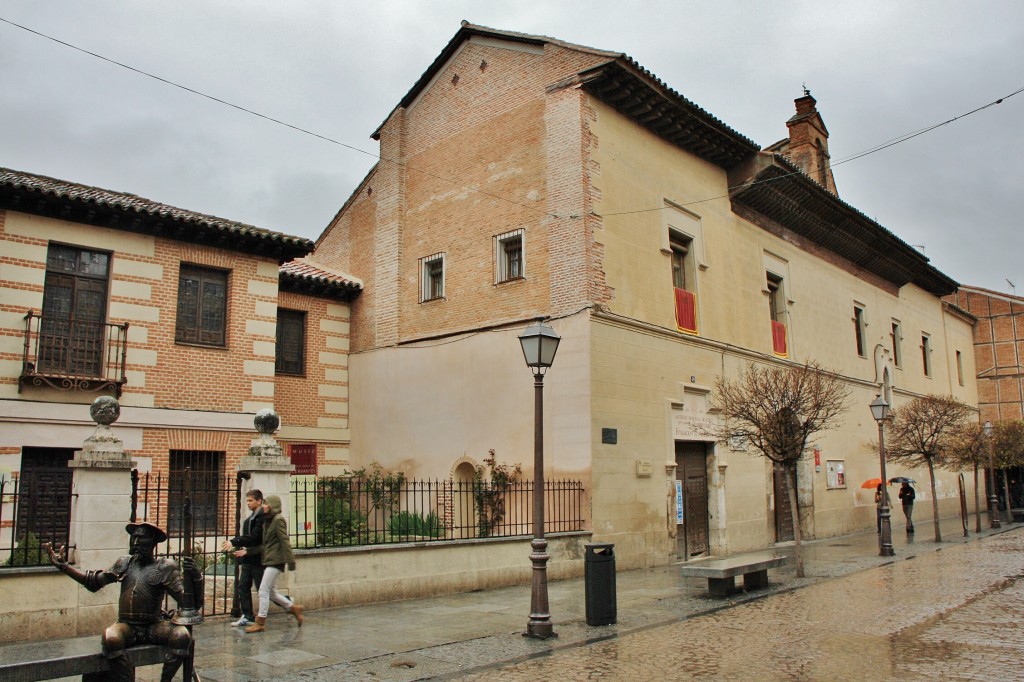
top-left (1, 1), bottom-right (1021, 294)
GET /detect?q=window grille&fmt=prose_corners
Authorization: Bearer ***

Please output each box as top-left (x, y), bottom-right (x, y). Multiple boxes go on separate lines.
top-left (495, 230), bottom-right (525, 283)
top-left (420, 253), bottom-right (445, 302)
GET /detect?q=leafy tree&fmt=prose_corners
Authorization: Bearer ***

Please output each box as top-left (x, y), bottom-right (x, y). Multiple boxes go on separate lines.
top-left (945, 421), bottom-right (987, 532)
top-left (884, 395), bottom-right (972, 542)
top-left (992, 420), bottom-right (1024, 513)
top-left (709, 362), bottom-right (851, 577)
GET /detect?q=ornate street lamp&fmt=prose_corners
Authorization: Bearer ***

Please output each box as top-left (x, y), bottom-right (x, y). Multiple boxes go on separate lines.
top-left (518, 319), bottom-right (560, 639)
top-left (870, 395), bottom-right (894, 557)
top-left (983, 421), bottom-right (1000, 529)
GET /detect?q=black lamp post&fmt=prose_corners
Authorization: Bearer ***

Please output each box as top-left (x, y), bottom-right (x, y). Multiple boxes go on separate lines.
top-left (870, 395), bottom-right (894, 557)
top-left (518, 319), bottom-right (560, 639)
top-left (983, 421), bottom-right (1000, 529)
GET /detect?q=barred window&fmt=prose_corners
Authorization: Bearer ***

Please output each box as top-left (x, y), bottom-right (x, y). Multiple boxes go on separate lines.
top-left (176, 265), bottom-right (228, 346)
top-left (169, 450), bottom-right (222, 535)
top-left (420, 253), bottom-right (445, 302)
top-left (276, 309), bottom-right (306, 375)
top-left (495, 229), bottom-right (525, 283)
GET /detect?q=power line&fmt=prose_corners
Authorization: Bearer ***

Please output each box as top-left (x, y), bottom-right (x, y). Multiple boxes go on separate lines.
top-left (2, 16), bottom-right (1020, 224)
top-left (598, 86), bottom-right (1022, 218)
top-left (0, 16), bottom-right (560, 221)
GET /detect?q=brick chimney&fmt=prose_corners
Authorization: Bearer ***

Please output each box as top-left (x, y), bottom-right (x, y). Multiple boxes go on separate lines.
top-left (784, 90), bottom-right (837, 195)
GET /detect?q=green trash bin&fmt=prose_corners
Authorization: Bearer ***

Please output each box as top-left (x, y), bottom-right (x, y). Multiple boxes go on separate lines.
top-left (584, 543), bottom-right (616, 625)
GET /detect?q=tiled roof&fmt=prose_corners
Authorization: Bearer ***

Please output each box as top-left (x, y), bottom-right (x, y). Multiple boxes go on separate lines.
top-left (279, 258), bottom-right (362, 301)
top-left (0, 167), bottom-right (313, 261)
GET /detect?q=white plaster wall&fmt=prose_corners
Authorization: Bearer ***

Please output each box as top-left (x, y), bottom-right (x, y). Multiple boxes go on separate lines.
top-left (348, 314), bottom-right (592, 480)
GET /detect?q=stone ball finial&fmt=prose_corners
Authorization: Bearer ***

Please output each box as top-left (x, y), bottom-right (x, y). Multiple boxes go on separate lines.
top-left (90, 396), bottom-right (121, 426)
top-left (254, 408), bottom-right (280, 435)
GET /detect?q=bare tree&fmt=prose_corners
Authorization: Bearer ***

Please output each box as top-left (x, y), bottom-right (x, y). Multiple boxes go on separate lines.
top-left (945, 421), bottom-right (987, 532)
top-left (710, 361), bottom-right (851, 577)
top-left (884, 395), bottom-right (972, 542)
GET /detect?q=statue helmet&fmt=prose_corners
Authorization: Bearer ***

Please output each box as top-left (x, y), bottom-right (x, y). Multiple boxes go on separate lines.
top-left (125, 521), bottom-right (168, 543)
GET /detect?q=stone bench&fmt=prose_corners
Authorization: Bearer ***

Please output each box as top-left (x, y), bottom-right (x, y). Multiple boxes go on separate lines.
top-left (0, 637), bottom-right (172, 682)
top-left (679, 552), bottom-right (791, 597)
top-left (1012, 508), bottom-right (1024, 523)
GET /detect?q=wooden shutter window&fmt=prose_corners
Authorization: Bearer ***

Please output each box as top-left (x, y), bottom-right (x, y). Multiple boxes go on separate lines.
top-left (176, 265), bottom-right (227, 346)
top-left (674, 287), bottom-right (698, 335)
top-left (276, 309), bottom-right (306, 375)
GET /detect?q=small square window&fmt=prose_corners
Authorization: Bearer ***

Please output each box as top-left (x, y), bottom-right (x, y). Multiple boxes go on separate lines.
top-left (495, 230), bottom-right (524, 283)
top-left (420, 253), bottom-right (445, 302)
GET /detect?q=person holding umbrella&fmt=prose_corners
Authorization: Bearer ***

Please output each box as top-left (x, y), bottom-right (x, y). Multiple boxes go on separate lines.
top-left (898, 480), bottom-right (916, 533)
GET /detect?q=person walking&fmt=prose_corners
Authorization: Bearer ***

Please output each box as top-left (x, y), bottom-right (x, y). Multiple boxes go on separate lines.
top-left (875, 484), bottom-right (884, 533)
top-left (221, 489), bottom-right (264, 627)
top-left (245, 494), bottom-right (304, 633)
top-left (898, 481), bottom-right (916, 533)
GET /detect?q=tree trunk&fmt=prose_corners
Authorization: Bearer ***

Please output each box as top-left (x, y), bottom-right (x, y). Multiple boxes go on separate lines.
top-left (927, 458), bottom-right (941, 542)
top-left (1001, 468), bottom-right (1012, 522)
top-left (783, 461), bottom-right (804, 578)
top-left (973, 463), bottom-right (982, 533)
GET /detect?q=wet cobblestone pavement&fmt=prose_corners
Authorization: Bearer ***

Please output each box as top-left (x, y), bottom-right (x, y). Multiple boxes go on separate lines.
top-left (456, 531), bottom-right (1024, 681)
top-left (17, 519), bottom-right (1022, 681)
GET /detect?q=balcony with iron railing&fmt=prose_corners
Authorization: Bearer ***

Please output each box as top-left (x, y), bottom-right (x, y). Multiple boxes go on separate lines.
top-left (18, 310), bottom-right (129, 396)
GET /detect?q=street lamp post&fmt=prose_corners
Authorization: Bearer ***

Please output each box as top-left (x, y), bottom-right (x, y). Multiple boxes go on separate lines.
top-left (870, 395), bottom-right (894, 557)
top-left (518, 319), bottom-right (561, 639)
top-left (983, 421), bottom-right (1000, 529)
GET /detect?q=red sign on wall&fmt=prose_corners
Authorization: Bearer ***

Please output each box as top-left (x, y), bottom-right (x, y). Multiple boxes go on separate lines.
top-left (290, 443), bottom-right (317, 475)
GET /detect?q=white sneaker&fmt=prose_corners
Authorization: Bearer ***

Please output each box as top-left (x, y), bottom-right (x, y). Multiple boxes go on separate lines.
top-left (232, 617), bottom-right (253, 627)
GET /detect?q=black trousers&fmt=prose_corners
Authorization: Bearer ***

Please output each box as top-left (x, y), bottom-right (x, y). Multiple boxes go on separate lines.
top-left (237, 562), bottom-right (265, 620)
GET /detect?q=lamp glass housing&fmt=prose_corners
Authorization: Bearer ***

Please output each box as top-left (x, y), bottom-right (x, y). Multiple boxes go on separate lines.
top-left (869, 395), bottom-right (890, 423)
top-left (519, 322), bottom-right (560, 369)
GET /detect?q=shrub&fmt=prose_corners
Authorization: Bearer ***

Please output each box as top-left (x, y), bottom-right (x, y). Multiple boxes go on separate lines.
top-left (3, 532), bottom-right (46, 567)
top-left (387, 511), bottom-right (442, 539)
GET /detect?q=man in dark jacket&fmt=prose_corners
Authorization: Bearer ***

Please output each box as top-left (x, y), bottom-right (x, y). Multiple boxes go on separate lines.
top-left (221, 489), bottom-right (264, 626)
top-left (898, 481), bottom-right (915, 533)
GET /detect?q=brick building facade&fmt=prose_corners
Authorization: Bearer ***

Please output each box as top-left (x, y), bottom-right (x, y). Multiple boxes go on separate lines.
top-left (946, 286), bottom-right (1024, 422)
top-left (0, 168), bottom-right (360, 555)
top-left (312, 22), bottom-right (978, 568)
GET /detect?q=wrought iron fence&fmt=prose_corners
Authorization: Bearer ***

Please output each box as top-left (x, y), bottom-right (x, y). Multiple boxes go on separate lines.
top-left (131, 469), bottom-right (241, 616)
top-left (0, 470), bottom-right (74, 568)
top-left (290, 476), bottom-right (585, 549)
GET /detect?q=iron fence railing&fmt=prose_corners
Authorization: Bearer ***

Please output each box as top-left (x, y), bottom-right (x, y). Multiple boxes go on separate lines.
top-left (290, 476), bottom-right (585, 549)
top-left (0, 471), bottom-right (74, 568)
top-left (131, 470), bottom-right (240, 616)
top-left (19, 310), bottom-right (129, 397)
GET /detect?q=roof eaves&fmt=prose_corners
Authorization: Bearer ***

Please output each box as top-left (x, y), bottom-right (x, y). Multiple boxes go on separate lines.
top-left (0, 167), bottom-right (314, 261)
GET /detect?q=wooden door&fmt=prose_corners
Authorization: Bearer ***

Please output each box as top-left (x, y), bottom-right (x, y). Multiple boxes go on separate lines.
top-left (17, 448), bottom-right (74, 549)
top-left (676, 441), bottom-right (709, 559)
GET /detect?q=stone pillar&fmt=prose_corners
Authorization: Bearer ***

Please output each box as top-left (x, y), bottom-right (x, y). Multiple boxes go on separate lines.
top-left (66, 396), bottom-right (135, 634)
top-left (238, 409), bottom-right (294, 519)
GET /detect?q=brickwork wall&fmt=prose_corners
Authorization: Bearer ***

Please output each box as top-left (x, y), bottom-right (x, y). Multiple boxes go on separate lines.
top-left (316, 173), bottom-right (378, 353)
top-left (318, 40), bottom-right (612, 348)
top-left (124, 240), bottom-right (278, 412)
top-left (947, 288), bottom-right (1024, 421)
top-left (274, 291), bottom-right (350, 432)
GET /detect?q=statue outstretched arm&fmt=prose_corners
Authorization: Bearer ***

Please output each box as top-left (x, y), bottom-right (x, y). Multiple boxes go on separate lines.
top-left (44, 543), bottom-right (118, 593)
